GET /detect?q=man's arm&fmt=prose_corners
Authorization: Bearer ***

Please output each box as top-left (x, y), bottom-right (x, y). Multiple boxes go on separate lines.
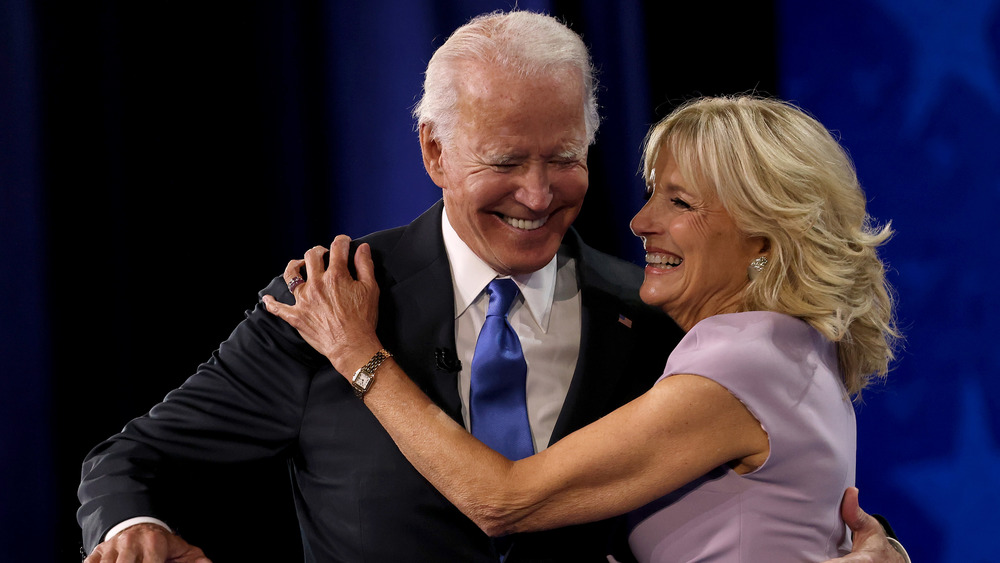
top-left (78, 277), bottom-right (323, 555)
top-left (824, 487), bottom-right (910, 563)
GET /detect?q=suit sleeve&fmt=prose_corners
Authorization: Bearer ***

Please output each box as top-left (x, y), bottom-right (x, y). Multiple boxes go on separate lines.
top-left (77, 276), bottom-right (327, 552)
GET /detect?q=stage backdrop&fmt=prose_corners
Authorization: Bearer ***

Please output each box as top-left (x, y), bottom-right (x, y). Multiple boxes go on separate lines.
top-left (1, 0), bottom-right (995, 561)
top-left (780, 1), bottom-right (1000, 561)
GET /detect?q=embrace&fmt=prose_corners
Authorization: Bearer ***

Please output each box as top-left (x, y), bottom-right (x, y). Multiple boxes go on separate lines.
top-left (81, 10), bottom-right (906, 563)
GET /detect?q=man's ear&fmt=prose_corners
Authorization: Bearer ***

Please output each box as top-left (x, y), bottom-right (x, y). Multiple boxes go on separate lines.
top-left (419, 123), bottom-right (447, 189)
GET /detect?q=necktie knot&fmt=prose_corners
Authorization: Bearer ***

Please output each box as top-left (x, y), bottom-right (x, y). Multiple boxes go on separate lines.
top-left (485, 278), bottom-right (519, 318)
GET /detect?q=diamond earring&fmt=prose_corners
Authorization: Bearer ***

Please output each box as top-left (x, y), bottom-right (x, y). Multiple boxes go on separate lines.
top-left (748, 256), bottom-right (768, 280)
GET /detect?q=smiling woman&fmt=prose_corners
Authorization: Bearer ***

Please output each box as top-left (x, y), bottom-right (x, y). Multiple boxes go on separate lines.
top-left (644, 96), bottom-right (900, 395)
top-left (630, 148), bottom-right (766, 332)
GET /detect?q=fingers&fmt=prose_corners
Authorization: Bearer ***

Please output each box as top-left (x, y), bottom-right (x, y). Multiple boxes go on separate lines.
top-left (264, 236), bottom-right (356, 321)
top-left (328, 235), bottom-right (353, 278)
top-left (302, 244), bottom-right (330, 285)
top-left (262, 294), bottom-right (291, 322)
top-left (279, 237), bottom-right (356, 295)
top-left (83, 523), bottom-right (183, 563)
top-left (283, 258), bottom-right (305, 281)
top-left (840, 486), bottom-right (868, 532)
top-left (283, 259), bottom-right (306, 294)
top-left (354, 243), bottom-right (376, 286)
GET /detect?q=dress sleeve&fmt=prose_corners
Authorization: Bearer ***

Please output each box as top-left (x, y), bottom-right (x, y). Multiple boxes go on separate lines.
top-left (659, 312), bottom-right (848, 473)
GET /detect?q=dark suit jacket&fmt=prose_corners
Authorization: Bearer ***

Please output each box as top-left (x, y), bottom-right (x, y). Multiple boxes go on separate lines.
top-left (79, 201), bottom-right (682, 562)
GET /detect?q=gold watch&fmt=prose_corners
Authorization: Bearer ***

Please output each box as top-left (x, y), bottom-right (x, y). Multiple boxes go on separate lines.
top-left (352, 349), bottom-right (392, 398)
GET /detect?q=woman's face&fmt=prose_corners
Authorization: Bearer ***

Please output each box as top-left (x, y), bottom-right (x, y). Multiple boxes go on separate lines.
top-left (630, 148), bottom-right (765, 331)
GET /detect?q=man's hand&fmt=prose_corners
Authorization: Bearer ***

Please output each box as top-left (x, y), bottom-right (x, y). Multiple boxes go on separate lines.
top-left (823, 487), bottom-right (908, 563)
top-left (84, 523), bottom-right (212, 563)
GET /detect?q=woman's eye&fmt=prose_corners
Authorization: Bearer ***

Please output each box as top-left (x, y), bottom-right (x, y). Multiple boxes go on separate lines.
top-left (643, 184), bottom-right (654, 201)
top-left (670, 197), bottom-right (692, 209)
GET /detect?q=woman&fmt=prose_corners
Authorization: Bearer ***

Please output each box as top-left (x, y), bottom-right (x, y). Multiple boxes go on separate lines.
top-left (264, 96), bottom-right (900, 561)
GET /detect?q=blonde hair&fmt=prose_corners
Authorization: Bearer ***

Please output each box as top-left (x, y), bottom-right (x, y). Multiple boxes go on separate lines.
top-left (643, 96), bottom-right (901, 397)
top-left (412, 10), bottom-right (599, 146)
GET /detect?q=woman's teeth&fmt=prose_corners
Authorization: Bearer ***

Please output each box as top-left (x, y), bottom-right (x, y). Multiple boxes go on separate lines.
top-left (645, 253), bottom-right (682, 268)
top-left (503, 215), bottom-right (548, 230)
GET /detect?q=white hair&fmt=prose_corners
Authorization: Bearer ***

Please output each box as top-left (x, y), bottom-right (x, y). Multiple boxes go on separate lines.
top-left (412, 10), bottom-right (600, 146)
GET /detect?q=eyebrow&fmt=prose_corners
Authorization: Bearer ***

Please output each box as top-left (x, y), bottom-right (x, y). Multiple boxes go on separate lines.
top-left (554, 147), bottom-right (586, 160)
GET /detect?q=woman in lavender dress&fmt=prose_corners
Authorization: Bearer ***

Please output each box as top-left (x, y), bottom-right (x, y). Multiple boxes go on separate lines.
top-left (265, 96), bottom-right (901, 562)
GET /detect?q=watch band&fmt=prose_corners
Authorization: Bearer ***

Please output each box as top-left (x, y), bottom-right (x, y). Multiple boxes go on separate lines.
top-left (352, 349), bottom-right (392, 398)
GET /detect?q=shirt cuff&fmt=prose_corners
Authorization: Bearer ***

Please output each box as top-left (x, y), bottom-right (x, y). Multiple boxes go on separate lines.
top-left (104, 517), bottom-right (173, 542)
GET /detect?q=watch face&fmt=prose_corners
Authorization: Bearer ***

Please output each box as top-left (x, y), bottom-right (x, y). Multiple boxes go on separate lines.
top-left (355, 371), bottom-right (373, 389)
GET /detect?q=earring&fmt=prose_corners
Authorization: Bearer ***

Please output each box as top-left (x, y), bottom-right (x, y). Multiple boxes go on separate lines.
top-left (747, 256), bottom-right (768, 280)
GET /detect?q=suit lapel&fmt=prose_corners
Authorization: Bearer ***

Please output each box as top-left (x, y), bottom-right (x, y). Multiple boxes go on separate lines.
top-left (374, 201), bottom-right (465, 425)
top-left (549, 231), bottom-right (642, 445)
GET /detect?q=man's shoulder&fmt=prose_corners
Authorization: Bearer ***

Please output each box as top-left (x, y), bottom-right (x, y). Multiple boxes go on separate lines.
top-left (354, 200), bottom-right (443, 253)
top-left (355, 223), bottom-right (409, 250)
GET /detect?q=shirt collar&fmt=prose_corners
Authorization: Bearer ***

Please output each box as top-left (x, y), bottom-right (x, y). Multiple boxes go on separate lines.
top-left (442, 208), bottom-right (556, 331)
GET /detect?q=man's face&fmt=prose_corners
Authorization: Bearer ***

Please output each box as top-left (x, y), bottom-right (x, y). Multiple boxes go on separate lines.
top-left (421, 64), bottom-right (589, 276)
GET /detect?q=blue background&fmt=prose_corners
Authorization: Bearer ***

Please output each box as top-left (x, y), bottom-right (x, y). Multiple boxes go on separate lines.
top-left (2, 1), bottom-right (997, 561)
top-left (781, 1), bottom-right (1000, 561)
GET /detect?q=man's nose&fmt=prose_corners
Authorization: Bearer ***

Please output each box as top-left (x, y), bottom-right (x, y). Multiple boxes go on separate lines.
top-left (515, 163), bottom-right (554, 210)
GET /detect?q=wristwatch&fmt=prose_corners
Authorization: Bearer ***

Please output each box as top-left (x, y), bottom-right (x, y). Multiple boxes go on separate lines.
top-left (352, 349), bottom-right (392, 398)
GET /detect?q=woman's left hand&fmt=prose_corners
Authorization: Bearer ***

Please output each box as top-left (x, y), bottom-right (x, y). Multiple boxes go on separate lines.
top-left (263, 235), bottom-right (382, 375)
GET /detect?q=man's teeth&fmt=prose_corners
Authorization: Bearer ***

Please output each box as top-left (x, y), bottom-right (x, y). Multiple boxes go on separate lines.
top-left (645, 253), bottom-right (682, 268)
top-left (503, 215), bottom-right (548, 230)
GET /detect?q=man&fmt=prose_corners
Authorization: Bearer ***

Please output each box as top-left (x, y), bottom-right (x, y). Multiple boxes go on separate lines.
top-left (80, 10), bottom-right (904, 563)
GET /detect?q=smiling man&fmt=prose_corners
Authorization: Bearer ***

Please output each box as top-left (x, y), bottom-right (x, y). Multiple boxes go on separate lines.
top-left (79, 12), bottom-right (677, 562)
top-left (422, 61), bottom-right (590, 277)
top-left (79, 10), bottom-right (902, 563)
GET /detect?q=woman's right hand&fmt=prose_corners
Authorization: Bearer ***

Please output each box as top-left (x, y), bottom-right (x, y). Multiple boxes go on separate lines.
top-left (262, 235), bottom-right (384, 377)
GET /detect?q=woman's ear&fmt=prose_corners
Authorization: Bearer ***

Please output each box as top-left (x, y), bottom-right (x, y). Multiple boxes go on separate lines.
top-left (419, 123), bottom-right (446, 189)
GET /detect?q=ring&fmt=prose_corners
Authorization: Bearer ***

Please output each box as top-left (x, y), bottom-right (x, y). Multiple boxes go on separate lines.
top-left (287, 276), bottom-right (305, 293)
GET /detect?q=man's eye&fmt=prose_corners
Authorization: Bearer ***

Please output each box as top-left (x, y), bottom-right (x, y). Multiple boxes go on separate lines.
top-left (670, 197), bottom-right (692, 209)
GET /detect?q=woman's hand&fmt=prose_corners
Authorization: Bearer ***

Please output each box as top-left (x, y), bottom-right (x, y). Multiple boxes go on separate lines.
top-left (262, 235), bottom-right (382, 376)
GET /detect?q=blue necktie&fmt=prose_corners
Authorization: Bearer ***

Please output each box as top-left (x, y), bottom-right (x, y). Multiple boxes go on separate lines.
top-left (470, 278), bottom-right (533, 461)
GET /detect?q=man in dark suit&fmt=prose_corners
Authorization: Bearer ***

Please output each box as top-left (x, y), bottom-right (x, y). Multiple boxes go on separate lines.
top-left (79, 10), bottom-right (904, 563)
top-left (79, 11), bottom-right (676, 562)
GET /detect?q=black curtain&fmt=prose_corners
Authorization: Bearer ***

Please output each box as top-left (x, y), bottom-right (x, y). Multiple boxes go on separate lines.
top-left (1, 1), bottom-right (775, 560)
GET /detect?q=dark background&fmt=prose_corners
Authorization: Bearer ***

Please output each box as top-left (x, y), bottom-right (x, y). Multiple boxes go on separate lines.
top-left (2, 1), bottom-right (997, 561)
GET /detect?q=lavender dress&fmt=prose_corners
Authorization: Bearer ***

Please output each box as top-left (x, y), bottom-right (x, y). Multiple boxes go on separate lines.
top-left (627, 312), bottom-right (855, 562)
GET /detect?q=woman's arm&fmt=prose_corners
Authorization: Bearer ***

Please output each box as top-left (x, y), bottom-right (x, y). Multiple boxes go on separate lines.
top-left (363, 362), bottom-right (766, 535)
top-left (263, 236), bottom-right (769, 536)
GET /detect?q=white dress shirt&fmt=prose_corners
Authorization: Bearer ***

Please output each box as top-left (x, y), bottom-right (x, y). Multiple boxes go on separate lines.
top-left (441, 211), bottom-right (582, 453)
